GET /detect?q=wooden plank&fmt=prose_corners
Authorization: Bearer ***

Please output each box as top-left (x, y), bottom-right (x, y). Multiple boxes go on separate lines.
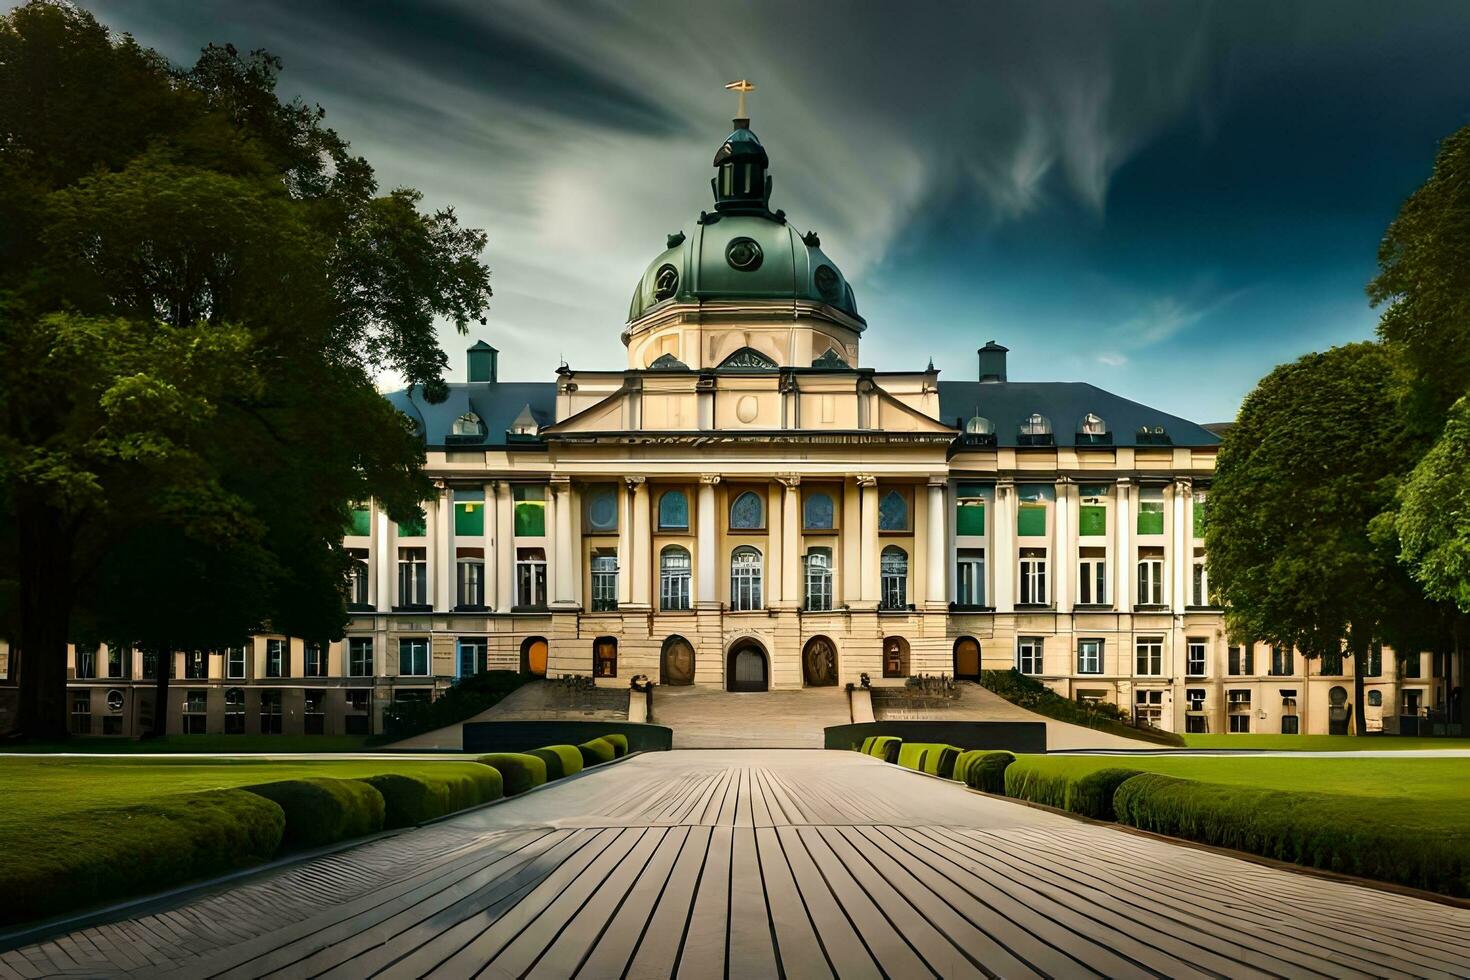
top-left (773, 825), bottom-right (881, 980)
top-left (753, 826), bottom-right (833, 980)
top-left (573, 824), bottom-right (691, 979)
top-left (624, 826), bottom-right (714, 980)
top-left (674, 825), bottom-right (731, 978)
top-left (726, 826), bottom-right (780, 978)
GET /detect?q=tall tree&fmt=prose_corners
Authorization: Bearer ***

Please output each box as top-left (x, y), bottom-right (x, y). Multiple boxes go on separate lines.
top-left (0, 2), bottom-right (491, 738)
top-left (1206, 343), bottom-right (1432, 735)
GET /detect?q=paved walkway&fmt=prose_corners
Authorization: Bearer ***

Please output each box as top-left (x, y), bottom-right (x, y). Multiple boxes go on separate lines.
top-left (4, 751), bottom-right (1468, 978)
top-left (651, 686), bottom-right (851, 747)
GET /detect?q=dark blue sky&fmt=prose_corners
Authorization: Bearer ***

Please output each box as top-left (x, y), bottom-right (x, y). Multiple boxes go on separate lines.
top-left (78, 0), bottom-right (1470, 421)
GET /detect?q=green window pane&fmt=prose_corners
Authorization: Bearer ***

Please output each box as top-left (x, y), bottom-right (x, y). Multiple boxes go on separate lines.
top-left (956, 500), bottom-right (985, 536)
top-left (1137, 503), bottom-right (1164, 536)
top-left (455, 501), bottom-right (485, 536)
top-left (397, 510), bottom-right (425, 537)
top-left (515, 502), bottom-right (545, 536)
top-left (1078, 505), bottom-right (1107, 537)
top-left (1193, 500), bottom-right (1207, 537)
top-left (1017, 504), bottom-right (1047, 537)
top-left (350, 507), bottom-right (371, 537)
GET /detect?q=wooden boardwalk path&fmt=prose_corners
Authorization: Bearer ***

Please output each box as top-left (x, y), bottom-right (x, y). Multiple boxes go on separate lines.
top-left (3, 750), bottom-right (1468, 978)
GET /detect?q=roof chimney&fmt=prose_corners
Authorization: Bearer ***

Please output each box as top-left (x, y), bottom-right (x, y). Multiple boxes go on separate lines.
top-left (978, 341), bottom-right (1008, 383)
top-left (467, 340), bottom-right (498, 383)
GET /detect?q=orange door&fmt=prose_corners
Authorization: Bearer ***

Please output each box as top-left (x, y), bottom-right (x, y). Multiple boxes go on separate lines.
top-left (954, 638), bottom-right (980, 678)
top-left (526, 639), bottom-right (548, 677)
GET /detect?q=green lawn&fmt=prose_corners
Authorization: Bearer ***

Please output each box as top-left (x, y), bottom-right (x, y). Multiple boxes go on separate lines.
top-left (0, 734), bottom-right (384, 753)
top-left (1181, 733), bottom-right (1470, 751)
top-left (0, 756), bottom-right (489, 827)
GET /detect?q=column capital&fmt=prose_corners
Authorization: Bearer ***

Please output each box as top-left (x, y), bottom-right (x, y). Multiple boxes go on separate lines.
top-left (624, 475), bottom-right (647, 491)
top-left (432, 478), bottom-right (448, 491)
top-left (699, 474), bottom-right (722, 485)
top-left (1115, 476), bottom-right (1133, 487)
top-left (1173, 476), bottom-right (1194, 492)
top-left (550, 475), bottom-right (572, 491)
top-left (776, 474), bottom-right (802, 489)
top-left (856, 475), bottom-right (878, 488)
top-left (1054, 475), bottom-right (1075, 486)
top-left (927, 475), bottom-right (948, 488)
top-left (995, 476), bottom-right (1015, 492)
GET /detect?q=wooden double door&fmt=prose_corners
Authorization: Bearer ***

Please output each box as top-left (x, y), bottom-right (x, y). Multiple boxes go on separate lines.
top-left (727, 644), bottom-right (768, 692)
top-left (661, 636), bottom-right (695, 686)
top-left (802, 637), bottom-right (837, 687)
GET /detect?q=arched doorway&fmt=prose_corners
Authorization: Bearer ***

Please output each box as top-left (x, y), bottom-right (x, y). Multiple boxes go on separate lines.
top-left (953, 636), bottom-right (981, 680)
top-left (1328, 685), bottom-right (1350, 735)
top-left (802, 636), bottom-right (838, 687)
top-left (521, 636), bottom-right (548, 677)
top-left (727, 640), bottom-right (769, 692)
top-left (661, 635), bottom-right (695, 686)
top-left (882, 636), bottom-right (910, 679)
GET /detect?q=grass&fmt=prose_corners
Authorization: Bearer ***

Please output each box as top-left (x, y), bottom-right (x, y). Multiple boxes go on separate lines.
top-left (979, 669), bottom-right (1185, 746)
top-left (0, 735), bottom-right (380, 753)
top-left (1181, 733), bottom-right (1470, 751)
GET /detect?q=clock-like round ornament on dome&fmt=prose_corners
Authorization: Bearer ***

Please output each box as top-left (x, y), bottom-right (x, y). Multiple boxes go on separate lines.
top-left (725, 237), bottom-right (763, 271)
top-left (653, 263), bottom-right (679, 300)
top-left (814, 263), bottom-right (839, 299)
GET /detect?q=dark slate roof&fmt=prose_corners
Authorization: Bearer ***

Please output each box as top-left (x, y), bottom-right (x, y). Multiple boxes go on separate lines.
top-left (938, 381), bottom-right (1220, 448)
top-left (385, 382), bottom-right (557, 448)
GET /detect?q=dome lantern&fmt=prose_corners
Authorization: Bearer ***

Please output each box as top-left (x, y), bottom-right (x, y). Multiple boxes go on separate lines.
top-left (712, 80), bottom-right (773, 217)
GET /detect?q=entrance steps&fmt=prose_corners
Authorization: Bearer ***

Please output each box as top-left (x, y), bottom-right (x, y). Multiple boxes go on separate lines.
top-left (652, 686), bottom-right (851, 748)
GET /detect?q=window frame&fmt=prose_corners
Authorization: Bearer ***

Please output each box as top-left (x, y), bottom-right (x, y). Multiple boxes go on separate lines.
top-left (955, 548), bottom-right (985, 607)
top-left (348, 637), bottom-right (373, 678)
top-left (515, 547), bottom-right (548, 608)
top-left (1077, 638), bottom-right (1103, 675)
top-left (1078, 547), bottom-right (1107, 605)
top-left (802, 491), bottom-right (836, 532)
top-left (590, 551), bottom-right (619, 612)
top-left (1018, 548), bottom-right (1048, 605)
top-left (879, 545), bottom-right (908, 611)
top-left (660, 545), bottom-right (692, 611)
top-left (730, 546), bottom-right (763, 611)
top-left (265, 639), bottom-right (286, 679)
top-left (657, 489), bottom-right (689, 531)
top-left (398, 638), bottom-right (430, 677)
top-left (397, 546), bottom-right (429, 608)
top-left (1185, 640), bottom-right (1207, 678)
top-left (1135, 637), bottom-right (1163, 677)
top-left (729, 490), bottom-right (766, 531)
top-left (1017, 636), bottom-right (1044, 675)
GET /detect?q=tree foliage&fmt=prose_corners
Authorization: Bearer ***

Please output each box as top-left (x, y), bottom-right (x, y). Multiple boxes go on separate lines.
top-left (0, 1), bottom-right (492, 737)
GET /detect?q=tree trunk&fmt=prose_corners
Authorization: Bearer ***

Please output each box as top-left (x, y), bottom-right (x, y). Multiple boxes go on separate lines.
top-left (14, 500), bottom-right (76, 741)
top-left (148, 644), bottom-right (170, 738)
top-left (1457, 618), bottom-right (1468, 736)
top-left (1349, 632), bottom-right (1368, 737)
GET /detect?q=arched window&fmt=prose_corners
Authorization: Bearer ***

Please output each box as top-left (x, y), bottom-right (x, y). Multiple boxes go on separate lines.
top-left (718, 347), bottom-right (778, 370)
top-left (880, 546), bottom-right (908, 610)
top-left (1367, 690), bottom-right (1383, 707)
top-left (804, 547), bottom-right (833, 611)
top-left (1077, 413), bottom-right (1111, 445)
top-left (1019, 413), bottom-right (1053, 445)
top-left (878, 490), bottom-right (909, 531)
top-left (661, 546), bottom-right (692, 611)
top-left (803, 492), bottom-right (835, 531)
top-left (451, 412), bottom-right (485, 437)
top-left (965, 416), bottom-right (994, 435)
top-left (659, 490), bottom-right (689, 530)
top-left (584, 485), bottom-right (618, 533)
top-left (730, 491), bottom-right (764, 530)
top-left (883, 636), bottom-right (910, 678)
top-left (730, 546), bottom-right (763, 610)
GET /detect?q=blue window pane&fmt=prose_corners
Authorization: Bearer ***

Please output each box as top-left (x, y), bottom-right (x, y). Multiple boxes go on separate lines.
top-left (878, 490), bottom-right (908, 531)
top-left (586, 486), bottom-right (617, 532)
top-left (803, 492), bottom-right (834, 530)
top-left (730, 491), bottom-right (764, 529)
top-left (659, 490), bottom-right (689, 529)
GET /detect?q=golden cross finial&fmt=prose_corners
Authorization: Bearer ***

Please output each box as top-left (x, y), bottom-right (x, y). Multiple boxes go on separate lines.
top-left (725, 79), bottom-right (755, 119)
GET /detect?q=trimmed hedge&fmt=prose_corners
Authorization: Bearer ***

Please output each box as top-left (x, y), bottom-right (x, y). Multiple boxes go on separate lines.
top-left (578, 738), bottom-right (617, 767)
top-left (476, 752), bottom-right (548, 795)
top-left (244, 777), bottom-right (385, 850)
top-left (1114, 774), bottom-right (1470, 896)
top-left (528, 744), bottom-right (584, 781)
top-left (0, 789), bottom-right (284, 927)
top-left (980, 668), bottom-right (1185, 746)
top-left (1005, 763), bottom-right (1143, 820)
top-left (896, 742), bottom-right (961, 779)
top-left (952, 750), bottom-right (1014, 794)
top-left (362, 768), bottom-right (505, 829)
top-left (604, 733), bottom-right (629, 758)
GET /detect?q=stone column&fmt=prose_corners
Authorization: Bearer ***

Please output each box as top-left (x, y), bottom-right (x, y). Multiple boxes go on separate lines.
top-left (618, 479), bottom-right (636, 606)
top-left (993, 479), bottom-right (1014, 613)
top-left (926, 479), bottom-right (947, 605)
top-left (697, 476), bottom-right (719, 606)
top-left (631, 477), bottom-right (651, 607)
top-left (552, 478), bottom-right (575, 606)
top-left (1115, 478), bottom-right (1132, 610)
top-left (767, 482), bottom-right (784, 604)
top-left (1053, 478), bottom-right (1071, 612)
top-left (374, 506), bottom-right (394, 610)
top-left (859, 476), bottom-right (879, 604)
top-left (780, 476), bottom-right (801, 607)
top-left (483, 481), bottom-right (497, 610)
top-left (495, 481), bottom-right (514, 611)
top-left (1172, 478), bottom-right (1191, 612)
top-left (435, 482), bottom-right (453, 611)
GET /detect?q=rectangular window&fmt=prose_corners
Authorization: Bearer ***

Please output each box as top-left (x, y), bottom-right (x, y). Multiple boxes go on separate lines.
top-left (1363, 645), bottom-right (1382, 677)
top-left (107, 646), bottom-right (126, 679)
top-left (955, 484), bottom-right (987, 536)
top-left (397, 509), bottom-right (426, 538)
top-left (1192, 491), bottom-right (1208, 538)
top-left (1135, 637), bottom-right (1163, 676)
top-left (266, 639), bottom-right (286, 678)
top-left (804, 548), bottom-right (833, 612)
top-left (1191, 550), bottom-right (1210, 606)
top-left (1402, 651), bottom-right (1421, 678)
top-left (955, 548), bottom-right (985, 606)
top-left (1077, 638), bottom-right (1102, 675)
top-left (347, 548), bottom-right (371, 606)
top-left (1078, 547), bottom-right (1107, 605)
top-left (1229, 714), bottom-right (1251, 733)
top-left (1017, 637), bottom-right (1044, 675)
top-left (513, 485), bottom-right (546, 536)
top-left (1137, 489), bottom-right (1165, 535)
top-left (1320, 651), bottom-right (1343, 676)
top-left (184, 650), bottom-right (208, 680)
top-left (397, 547), bottom-right (428, 607)
top-left (348, 637), bottom-right (373, 677)
top-left (661, 549), bottom-right (693, 611)
top-left (594, 637), bottom-right (618, 678)
top-left (398, 638), bottom-right (429, 677)
top-left (345, 692), bottom-right (370, 735)
top-left (226, 645), bottom-right (246, 679)
top-left (1017, 504), bottom-right (1047, 537)
top-left (70, 692), bottom-right (92, 735)
top-left (1137, 547), bottom-right (1165, 606)
top-left (142, 649), bottom-right (158, 680)
top-left (1186, 688), bottom-right (1206, 712)
top-left (1271, 645), bottom-right (1295, 676)
top-left (183, 690), bottom-right (208, 735)
top-left (260, 690), bottom-right (282, 735)
top-left (457, 548), bottom-right (485, 608)
top-left (1228, 644), bottom-right (1255, 676)
top-left (350, 505), bottom-right (372, 537)
top-left (880, 551), bottom-right (908, 611)
top-left (516, 548), bottom-right (547, 607)
top-left (304, 689), bottom-right (325, 735)
top-left (1186, 639), bottom-right (1207, 678)
top-left (304, 642), bottom-right (327, 678)
top-left (731, 551), bottom-right (763, 611)
top-left (75, 644), bottom-right (97, 679)
top-left (1079, 484), bottom-right (1109, 537)
top-left (225, 689), bottom-right (245, 734)
top-left (591, 552), bottom-right (619, 611)
top-left (1134, 689), bottom-right (1163, 727)
top-left (457, 637), bottom-right (486, 678)
top-left (454, 490), bottom-right (485, 536)
top-left (1019, 548), bottom-right (1048, 605)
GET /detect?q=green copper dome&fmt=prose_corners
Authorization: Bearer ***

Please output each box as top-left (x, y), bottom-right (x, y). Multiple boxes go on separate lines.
top-left (627, 121), bottom-right (863, 325)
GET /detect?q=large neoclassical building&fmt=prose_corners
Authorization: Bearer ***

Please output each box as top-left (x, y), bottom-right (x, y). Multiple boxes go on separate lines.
top-left (32, 110), bottom-right (1450, 739)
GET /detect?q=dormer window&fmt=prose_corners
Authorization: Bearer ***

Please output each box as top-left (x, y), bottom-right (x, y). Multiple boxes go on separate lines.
top-left (1018, 413), bottom-right (1054, 446)
top-left (960, 415), bottom-right (997, 447)
top-left (452, 413), bottom-right (484, 437)
top-left (1136, 425), bottom-right (1171, 445)
top-left (1076, 413), bottom-right (1112, 445)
